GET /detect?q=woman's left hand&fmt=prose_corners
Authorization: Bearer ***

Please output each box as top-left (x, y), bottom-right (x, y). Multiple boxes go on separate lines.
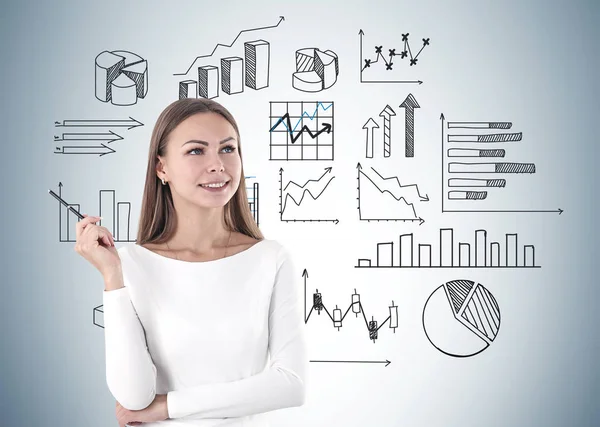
top-left (115, 394), bottom-right (169, 426)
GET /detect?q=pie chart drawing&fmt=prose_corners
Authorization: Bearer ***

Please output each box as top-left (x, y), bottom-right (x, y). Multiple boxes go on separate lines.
top-left (422, 279), bottom-right (500, 357)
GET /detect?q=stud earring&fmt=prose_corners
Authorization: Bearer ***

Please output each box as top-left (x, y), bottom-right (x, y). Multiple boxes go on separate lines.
top-left (161, 178), bottom-right (166, 185)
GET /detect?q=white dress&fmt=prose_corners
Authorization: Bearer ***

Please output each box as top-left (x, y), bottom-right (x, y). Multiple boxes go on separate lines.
top-left (102, 239), bottom-right (308, 426)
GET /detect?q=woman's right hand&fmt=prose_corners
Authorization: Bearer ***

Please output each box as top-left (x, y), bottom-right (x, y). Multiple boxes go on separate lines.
top-left (74, 213), bottom-right (121, 278)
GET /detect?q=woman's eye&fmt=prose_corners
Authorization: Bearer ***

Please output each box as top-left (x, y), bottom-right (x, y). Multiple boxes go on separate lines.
top-left (188, 148), bottom-right (203, 155)
top-left (223, 145), bottom-right (236, 153)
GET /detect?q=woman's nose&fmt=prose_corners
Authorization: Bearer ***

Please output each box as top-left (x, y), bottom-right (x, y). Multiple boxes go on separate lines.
top-left (206, 152), bottom-right (225, 172)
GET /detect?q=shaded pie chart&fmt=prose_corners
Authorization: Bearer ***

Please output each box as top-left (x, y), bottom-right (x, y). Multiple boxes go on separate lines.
top-left (422, 279), bottom-right (500, 357)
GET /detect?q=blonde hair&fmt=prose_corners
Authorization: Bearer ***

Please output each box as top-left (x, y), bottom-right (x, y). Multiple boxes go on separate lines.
top-left (135, 98), bottom-right (263, 245)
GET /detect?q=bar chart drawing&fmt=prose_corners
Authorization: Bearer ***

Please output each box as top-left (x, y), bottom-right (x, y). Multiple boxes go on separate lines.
top-left (423, 279), bottom-right (500, 357)
top-left (175, 17), bottom-right (284, 99)
top-left (279, 167), bottom-right (339, 223)
top-left (441, 114), bottom-right (563, 214)
top-left (53, 117), bottom-right (144, 157)
top-left (270, 101), bottom-right (334, 161)
top-left (244, 176), bottom-right (260, 227)
top-left (303, 269), bottom-right (398, 343)
top-left (358, 29), bottom-right (428, 84)
top-left (53, 178), bottom-right (259, 240)
top-left (356, 163), bottom-right (427, 224)
top-left (355, 227), bottom-right (540, 268)
top-left (52, 182), bottom-right (136, 243)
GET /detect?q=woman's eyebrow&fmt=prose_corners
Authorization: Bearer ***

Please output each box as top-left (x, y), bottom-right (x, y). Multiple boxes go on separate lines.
top-left (181, 136), bottom-right (236, 147)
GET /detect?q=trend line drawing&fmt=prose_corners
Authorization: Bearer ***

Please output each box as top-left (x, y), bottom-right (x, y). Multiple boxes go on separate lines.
top-left (176, 18), bottom-right (284, 99)
top-left (279, 167), bottom-right (339, 223)
top-left (359, 29), bottom-right (428, 84)
top-left (270, 101), bottom-right (334, 161)
top-left (363, 95), bottom-right (419, 158)
top-left (174, 16), bottom-right (283, 76)
top-left (355, 227), bottom-right (540, 269)
top-left (303, 269), bottom-right (398, 343)
top-left (356, 163), bottom-right (427, 224)
top-left (423, 279), bottom-right (500, 357)
top-left (95, 50), bottom-right (148, 106)
top-left (440, 114), bottom-right (563, 214)
top-left (53, 117), bottom-right (143, 157)
top-left (292, 47), bottom-right (339, 92)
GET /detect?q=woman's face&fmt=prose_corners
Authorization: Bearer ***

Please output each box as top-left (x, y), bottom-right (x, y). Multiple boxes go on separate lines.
top-left (159, 112), bottom-right (242, 209)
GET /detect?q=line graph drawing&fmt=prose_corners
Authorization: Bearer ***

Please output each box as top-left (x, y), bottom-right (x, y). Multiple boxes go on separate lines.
top-left (356, 227), bottom-right (540, 269)
top-left (303, 269), bottom-right (398, 343)
top-left (279, 167), bottom-right (338, 223)
top-left (175, 17), bottom-right (283, 99)
top-left (356, 163), bottom-right (427, 224)
top-left (270, 101), bottom-right (334, 161)
top-left (441, 114), bottom-right (563, 214)
top-left (292, 47), bottom-right (339, 92)
top-left (53, 117), bottom-right (144, 157)
top-left (423, 279), bottom-right (500, 357)
top-left (359, 29), bottom-right (429, 84)
top-left (363, 95), bottom-right (420, 158)
top-left (95, 50), bottom-right (148, 106)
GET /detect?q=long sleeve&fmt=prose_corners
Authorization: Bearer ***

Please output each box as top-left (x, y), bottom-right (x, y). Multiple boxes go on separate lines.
top-left (166, 245), bottom-right (309, 420)
top-left (103, 285), bottom-right (157, 410)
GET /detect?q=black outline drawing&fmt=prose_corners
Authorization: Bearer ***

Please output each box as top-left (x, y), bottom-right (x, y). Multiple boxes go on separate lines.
top-left (441, 114), bottom-right (563, 214)
top-left (363, 95), bottom-right (419, 159)
top-left (174, 16), bottom-right (283, 76)
top-left (356, 163), bottom-right (427, 224)
top-left (303, 269), bottom-right (398, 343)
top-left (359, 29), bottom-right (428, 84)
top-left (278, 167), bottom-right (338, 224)
top-left (422, 279), bottom-right (500, 357)
top-left (53, 177), bottom-right (258, 241)
top-left (53, 117), bottom-right (143, 157)
top-left (269, 101), bottom-right (334, 161)
top-left (176, 18), bottom-right (282, 99)
top-left (292, 47), bottom-right (339, 92)
top-left (355, 227), bottom-right (540, 268)
top-left (95, 50), bottom-right (148, 106)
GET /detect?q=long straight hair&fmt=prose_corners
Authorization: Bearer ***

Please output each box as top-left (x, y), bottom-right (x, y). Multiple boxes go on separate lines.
top-left (135, 98), bottom-right (263, 245)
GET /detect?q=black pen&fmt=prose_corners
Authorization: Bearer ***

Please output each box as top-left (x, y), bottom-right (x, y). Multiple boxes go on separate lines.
top-left (47, 189), bottom-right (87, 220)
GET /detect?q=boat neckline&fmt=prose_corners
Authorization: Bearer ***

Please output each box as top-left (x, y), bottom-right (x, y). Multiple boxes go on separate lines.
top-left (130, 239), bottom-right (268, 265)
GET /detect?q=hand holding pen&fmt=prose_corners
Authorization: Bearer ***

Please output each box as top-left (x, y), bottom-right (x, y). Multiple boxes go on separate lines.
top-left (48, 189), bottom-right (121, 279)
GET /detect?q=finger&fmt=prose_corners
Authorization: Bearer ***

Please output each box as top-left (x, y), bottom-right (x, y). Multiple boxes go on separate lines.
top-left (76, 215), bottom-right (102, 239)
top-left (81, 224), bottom-right (113, 247)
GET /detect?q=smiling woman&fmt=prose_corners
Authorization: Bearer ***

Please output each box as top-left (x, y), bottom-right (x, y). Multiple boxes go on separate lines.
top-left (72, 98), bottom-right (308, 426)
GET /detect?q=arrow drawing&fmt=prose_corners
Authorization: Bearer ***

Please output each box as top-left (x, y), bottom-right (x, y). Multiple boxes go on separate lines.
top-left (379, 105), bottom-right (395, 157)
top-left (400, 93), bottom-right (420, 157)
top-left (363, 118), bottom-right (379, 158)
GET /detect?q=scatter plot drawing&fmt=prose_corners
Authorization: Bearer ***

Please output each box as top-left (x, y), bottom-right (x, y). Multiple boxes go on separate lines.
top-left (355, 227), bottom-right (540, 268)
top-left (279, 167), bottom-right (338, 223)
top-left (303, 269), bottom-right (398, 343)
top-left (95, 50), bottom-right (148, 106)
top-left (423, 279), bottom-right (500, 357)
top-left (269, 101), bottom-right (334, 161)
top-left (292, 47), bottom-right (339, 92)
top-left (356, 163), bottom-right (427, 224)
top-left (441, 114), bottom-right (563, 214)
top-left (363, 94), bottom-right (420, 158)
top-left (175, 17), bottom-right (284, 99)
top-left (53, 117), bottom-right (144, 157)
top-left (359, 29), bottom-right (429, 84)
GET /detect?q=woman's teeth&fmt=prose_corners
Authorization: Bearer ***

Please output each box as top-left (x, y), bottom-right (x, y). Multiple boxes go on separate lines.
top-left (200, 182), bottom-right (226, 188)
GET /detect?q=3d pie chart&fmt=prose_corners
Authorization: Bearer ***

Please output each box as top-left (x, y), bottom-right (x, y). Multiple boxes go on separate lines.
top-left (422, 279), bottom-right (500, 357)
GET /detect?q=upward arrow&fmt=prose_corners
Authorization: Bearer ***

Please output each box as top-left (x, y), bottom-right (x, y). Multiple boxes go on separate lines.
top-left (379, 105), bottom-right (396, 158)
top-left (362, 118), bottom-right (379, 158)
top-left (400, 94), bottom-right (420, 157)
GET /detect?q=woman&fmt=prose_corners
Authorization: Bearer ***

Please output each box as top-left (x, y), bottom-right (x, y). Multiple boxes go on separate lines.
top-left (74, 98), bottom-right (308, 426)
